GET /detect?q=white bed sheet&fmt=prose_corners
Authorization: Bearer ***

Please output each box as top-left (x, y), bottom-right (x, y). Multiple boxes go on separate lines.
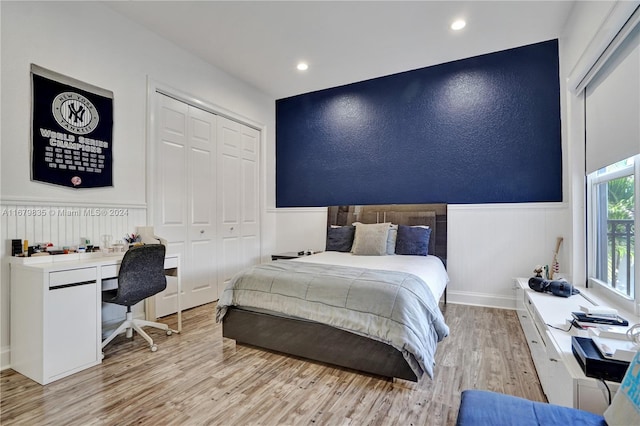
top-left (292, 251), bottom-right (449, 300)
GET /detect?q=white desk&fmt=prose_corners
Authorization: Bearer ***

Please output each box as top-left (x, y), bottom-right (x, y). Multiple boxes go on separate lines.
top-left (9, 252), bottom-right (181, 385)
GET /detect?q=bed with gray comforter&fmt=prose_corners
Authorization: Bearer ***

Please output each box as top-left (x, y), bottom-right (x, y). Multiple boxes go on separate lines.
top-left (216, 260), bottom-right (449, 380)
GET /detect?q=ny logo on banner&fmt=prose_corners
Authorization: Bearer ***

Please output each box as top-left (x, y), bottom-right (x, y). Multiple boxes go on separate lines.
top-left (52, 91), bottom-right (99, 135)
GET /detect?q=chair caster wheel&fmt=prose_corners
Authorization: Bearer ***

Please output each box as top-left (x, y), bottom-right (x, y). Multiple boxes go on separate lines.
top-left (166, 330), bottom-right (172, 336)
top-left (150, 344), bottom-right (158, 352)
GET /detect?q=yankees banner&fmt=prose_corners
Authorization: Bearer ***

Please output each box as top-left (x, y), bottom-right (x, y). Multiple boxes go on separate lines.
top-left (31, 64), bottom-right (113, 188)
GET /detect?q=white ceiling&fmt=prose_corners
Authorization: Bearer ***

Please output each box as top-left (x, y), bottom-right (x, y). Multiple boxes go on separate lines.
top-left (105, 1), bottom-right (576, 100)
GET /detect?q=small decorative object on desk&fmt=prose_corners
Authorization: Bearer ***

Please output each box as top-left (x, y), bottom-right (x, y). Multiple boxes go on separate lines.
top-left (124, 233), bottom-right (141, 245)
top-left (533, 265), bottom-right (543, 278)
top-left (550, 236), bottom-right (563, 279)
top-left (124, 234), bottom-right (143, 248)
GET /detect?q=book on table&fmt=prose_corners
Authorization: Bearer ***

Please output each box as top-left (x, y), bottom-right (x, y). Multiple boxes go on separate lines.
top-left (571, 311), bottom-right (629, 327)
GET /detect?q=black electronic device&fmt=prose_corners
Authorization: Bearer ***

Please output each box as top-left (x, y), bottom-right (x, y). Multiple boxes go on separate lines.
top-left (571, 336), bottom-right (630, 382)
top-left (11, 239), bottom-right (22, 256)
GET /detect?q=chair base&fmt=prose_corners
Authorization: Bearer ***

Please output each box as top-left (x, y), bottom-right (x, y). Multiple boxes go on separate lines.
top-left (101, 311), bottom-right (171, 353)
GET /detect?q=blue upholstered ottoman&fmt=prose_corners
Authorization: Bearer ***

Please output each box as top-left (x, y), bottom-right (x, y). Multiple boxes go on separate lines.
top-left (456, 390), bottom-right (607, 426)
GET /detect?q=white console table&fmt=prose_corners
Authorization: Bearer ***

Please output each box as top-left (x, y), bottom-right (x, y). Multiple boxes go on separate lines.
top-left (10, 252), bottom-right (181, 385)
top-left (514, 277), bottom-right (639, 414)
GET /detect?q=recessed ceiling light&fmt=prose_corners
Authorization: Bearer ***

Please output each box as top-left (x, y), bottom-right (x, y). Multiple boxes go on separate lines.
top-left (451, 19), bottom-right (466, 31)
top-left (297, 62), bottom-right (309, 71)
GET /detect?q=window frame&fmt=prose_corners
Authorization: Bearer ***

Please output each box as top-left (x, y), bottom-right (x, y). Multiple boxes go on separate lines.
top-left (587, 157), bottom-right (639, 313)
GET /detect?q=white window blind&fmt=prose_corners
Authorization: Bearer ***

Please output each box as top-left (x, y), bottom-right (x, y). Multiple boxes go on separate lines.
top-left (586, 21), bottom-right (640, 174)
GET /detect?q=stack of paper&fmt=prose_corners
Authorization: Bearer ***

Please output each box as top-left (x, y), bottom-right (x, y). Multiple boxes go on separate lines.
top-left (588, 328), bottom-right (639, 362)
top-left (590, 324), bottom-right (631, 339)
top-left (580, 305), bottom-right (619, 317)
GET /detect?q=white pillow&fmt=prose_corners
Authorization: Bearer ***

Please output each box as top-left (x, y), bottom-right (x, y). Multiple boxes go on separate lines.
top-left (387, 224), bottom-right (398, 255)
top-left (603, 349), bottom-right (640, 426)
top-left (351, 222), bottom-right (390, 256)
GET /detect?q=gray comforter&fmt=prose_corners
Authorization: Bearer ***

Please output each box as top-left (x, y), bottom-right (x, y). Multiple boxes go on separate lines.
top-left (215, 260), bottom-right (449, 379)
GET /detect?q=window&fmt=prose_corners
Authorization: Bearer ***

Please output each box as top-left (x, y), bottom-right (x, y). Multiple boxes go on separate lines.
top-left (582, 3), bottom-right (640, 312)
top-left (588, 157), bottom-right (636, 301)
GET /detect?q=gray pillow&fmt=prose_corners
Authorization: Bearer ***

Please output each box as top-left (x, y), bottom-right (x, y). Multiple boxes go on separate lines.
top-left (351, 223), bottom-right (390, 255)
top-left (395, 225), bottom-right (431, 256)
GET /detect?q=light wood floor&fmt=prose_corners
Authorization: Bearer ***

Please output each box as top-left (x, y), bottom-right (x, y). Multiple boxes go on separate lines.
top-left (1, 302), bottom-right (545, 425)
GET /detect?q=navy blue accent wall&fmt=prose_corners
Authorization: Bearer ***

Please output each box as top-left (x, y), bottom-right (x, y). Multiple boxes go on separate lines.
top-left (276, 39), bottom-right (561, 207)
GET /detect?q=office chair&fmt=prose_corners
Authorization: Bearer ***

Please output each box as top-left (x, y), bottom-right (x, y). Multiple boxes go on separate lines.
top-left (101, 244), bottom-right (172, 354)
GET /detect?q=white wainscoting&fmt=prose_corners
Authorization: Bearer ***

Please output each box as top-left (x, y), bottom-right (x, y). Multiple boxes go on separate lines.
top-left (270, 203), bottom-right (572, 311)
top-left (0, 202), bottom-right (147, 370)
top-left (447, 203), bottom-right (570, 309)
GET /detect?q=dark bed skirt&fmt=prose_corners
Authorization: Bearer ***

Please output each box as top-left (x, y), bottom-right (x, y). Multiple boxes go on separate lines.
top-left (222, 308), bottom-right (418, 382)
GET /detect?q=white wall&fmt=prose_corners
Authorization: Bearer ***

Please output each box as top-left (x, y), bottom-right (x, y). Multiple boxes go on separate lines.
top-left (0, 1), bottom-right (276, 369)
top-left (447, 204), bottom-right (569, 308)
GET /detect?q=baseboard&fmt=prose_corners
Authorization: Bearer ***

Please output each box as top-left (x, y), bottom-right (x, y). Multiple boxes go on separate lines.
top-left (446, 290), bottom-right (516, 310)
top-left (1, 345), bottom-right (11, 371)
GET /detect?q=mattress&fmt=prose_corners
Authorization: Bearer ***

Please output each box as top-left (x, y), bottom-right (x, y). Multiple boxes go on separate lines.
top-left (291, 251), bottom-right (449, 300)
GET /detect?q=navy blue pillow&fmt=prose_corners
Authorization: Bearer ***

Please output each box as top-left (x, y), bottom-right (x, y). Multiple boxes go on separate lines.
top-left (326, 226), bottom-right (355, 252)
top-left (395, 225), bottom-right (431, 256)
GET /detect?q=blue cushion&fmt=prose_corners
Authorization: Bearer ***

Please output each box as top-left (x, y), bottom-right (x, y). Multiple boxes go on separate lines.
top-left (456, 390), bottom-right (606, 426)
top-left (395, 225), bottom-right (431, 256)
top-left (325, 226), bottom-right (355, 252)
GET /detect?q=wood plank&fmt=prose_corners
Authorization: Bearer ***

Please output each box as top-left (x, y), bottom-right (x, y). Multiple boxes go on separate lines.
top-left (0, 303), bottom-right (545, 425)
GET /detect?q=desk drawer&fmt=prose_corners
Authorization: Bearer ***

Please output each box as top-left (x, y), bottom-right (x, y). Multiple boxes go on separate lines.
top-left (49, 267), bottom-right (96, 288)
top-left (164, 256), bottom-right (178, 269)
top-left (101, 264), bottom-right (119, 279)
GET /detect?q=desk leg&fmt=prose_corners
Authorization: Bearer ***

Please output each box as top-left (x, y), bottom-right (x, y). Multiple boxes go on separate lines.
top-left (146, 267), bottom-right (182, 334)
top-left (164, 267), bottom-right (181, 334)
top-left (176, 265), bottom-right (182, 333)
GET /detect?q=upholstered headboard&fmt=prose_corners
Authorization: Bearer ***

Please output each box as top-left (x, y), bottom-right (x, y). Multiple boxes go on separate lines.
top-left (327, 204), bottom-right (447, 264)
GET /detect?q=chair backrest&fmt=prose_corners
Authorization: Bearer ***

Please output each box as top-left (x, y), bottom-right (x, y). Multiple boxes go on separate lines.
top-left (113, 244), bottom-right (167, 306)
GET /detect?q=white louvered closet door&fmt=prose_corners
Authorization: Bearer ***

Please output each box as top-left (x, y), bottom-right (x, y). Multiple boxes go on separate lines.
top-left (154, 93), bottom-right (217, 316)
top-left (217, 116), bottom-right (261, 297)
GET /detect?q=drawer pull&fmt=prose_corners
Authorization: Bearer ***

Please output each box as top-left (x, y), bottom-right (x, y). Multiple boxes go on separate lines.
top-left (49, 280), bottom-right (96, 290)
top-left (531, 340), bottom-right (538, 344)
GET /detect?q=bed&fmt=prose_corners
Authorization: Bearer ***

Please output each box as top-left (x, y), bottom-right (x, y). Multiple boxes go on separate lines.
top-left (216, 204), bottom-right (449, 382)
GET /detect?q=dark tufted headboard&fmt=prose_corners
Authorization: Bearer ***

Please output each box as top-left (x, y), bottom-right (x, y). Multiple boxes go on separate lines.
top-left (327, 204), bottom-right (447, 265)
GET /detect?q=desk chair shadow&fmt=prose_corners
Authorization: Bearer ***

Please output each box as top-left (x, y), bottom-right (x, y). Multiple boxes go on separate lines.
top-left (101, 244), bottom-right (172, 356)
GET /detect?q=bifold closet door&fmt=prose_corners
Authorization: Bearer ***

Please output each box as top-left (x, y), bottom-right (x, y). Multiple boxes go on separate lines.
top-left (154, 94), bottom-right (217, 316)
top-left (217, 116), bottom-right (261, 296)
